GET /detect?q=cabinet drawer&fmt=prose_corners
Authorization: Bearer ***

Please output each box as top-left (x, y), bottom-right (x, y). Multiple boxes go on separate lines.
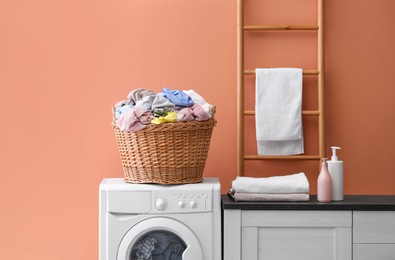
top-left (242, 210), bottom-right (352, 227)
top-left (353, 244), bottom-right (395, 260)
top-left (353, 211), bottom-right (395, 243)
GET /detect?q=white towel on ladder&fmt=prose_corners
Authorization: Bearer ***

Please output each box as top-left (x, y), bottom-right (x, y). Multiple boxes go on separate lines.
top-left (255, 68), bottom-right (304, 155)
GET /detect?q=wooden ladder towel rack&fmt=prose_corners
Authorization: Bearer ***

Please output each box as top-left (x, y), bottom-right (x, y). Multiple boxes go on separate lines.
top-left (237, 0), bottom-right (326, 176)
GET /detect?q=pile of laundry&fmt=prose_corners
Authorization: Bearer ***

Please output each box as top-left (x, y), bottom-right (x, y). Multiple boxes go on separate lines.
top-left (230, 172), bottom-right (310, 202)
top-left (114, 88), bottom-right (214, 132)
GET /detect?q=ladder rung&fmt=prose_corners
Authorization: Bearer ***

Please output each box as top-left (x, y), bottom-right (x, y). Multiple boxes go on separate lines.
top-left (244, 25), bottom-right (319, 31)
top-left (244, 155), bottom-right (321, 160)
top-left (244, 70), bottom-right (319, 75)
top-left (245, 110), bottom-right (320, 116)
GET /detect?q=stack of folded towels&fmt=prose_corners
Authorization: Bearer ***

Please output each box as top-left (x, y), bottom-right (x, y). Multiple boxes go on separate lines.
top-left (230, 172), bottom-right (310, 202)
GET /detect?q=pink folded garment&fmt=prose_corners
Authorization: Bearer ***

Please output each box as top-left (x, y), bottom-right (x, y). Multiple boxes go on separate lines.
top-left (178, 104), bottom-right (209, 122)
top-left (117, 108), bottom-right (151, 132)
top-left (230, 192), bottom-right (309, 202)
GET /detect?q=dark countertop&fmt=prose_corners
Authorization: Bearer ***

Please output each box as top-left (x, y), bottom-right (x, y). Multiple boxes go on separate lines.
top-left (222, 194), bottom-right (395, 211)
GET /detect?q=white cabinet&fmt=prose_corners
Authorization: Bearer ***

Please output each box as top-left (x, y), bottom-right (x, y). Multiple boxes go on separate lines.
top-left (353, 211), bottom-right (395, 260)
top-left (222, 195), bottom-right (395, 260)
top-left (353, 244), bottom-right (395, 260)
top-left (224, 210), bottom-right (352, 260)
top-left (353, 211), bottom-right (395, 243)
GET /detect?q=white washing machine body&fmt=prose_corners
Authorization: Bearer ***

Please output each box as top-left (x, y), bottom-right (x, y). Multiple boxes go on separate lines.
top-left (99, 178), bottom-right (221, 260)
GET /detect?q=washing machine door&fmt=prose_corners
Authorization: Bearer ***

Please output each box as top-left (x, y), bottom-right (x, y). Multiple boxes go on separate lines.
top-left (117, 217), bottom-right (203, 260)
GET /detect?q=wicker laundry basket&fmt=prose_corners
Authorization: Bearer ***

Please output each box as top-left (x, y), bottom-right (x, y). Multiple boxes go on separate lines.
top-left (112, 107), bottom-right (216, 184)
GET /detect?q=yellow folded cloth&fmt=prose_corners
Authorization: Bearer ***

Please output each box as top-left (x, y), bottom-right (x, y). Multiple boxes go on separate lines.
top-left (151, 112), bottom-right (177, 125)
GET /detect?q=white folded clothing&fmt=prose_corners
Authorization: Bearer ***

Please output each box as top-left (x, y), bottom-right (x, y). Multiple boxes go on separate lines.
top-left (230, 192), bottom-right (310, 202)
top-left (231, 172), bottom-right (309, 194)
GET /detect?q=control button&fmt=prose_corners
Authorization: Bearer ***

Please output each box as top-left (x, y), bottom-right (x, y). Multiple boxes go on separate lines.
top-left (188, 194), bottom-right (193, 198)
top-left (202, 194), bottom-right (208, 198)
top-left (194, 194), bottom-right (200, 198)
top-left (181, 194), bottom-right (186, 198)
top-left (178, 201), bottom-right (185, 208)
top-left (174, 194), bottom-right (179, 198)
top-left (189, 200), bottom-right (197, 208)
top-left (155, 198), bottom-right (168, 211)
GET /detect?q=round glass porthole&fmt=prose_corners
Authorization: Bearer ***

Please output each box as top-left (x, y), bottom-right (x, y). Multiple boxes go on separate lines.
top-left (130, 230), bottom-right (187, 260)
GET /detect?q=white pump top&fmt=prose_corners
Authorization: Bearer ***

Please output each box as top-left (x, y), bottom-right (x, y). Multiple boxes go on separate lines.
top-left (331, 146), bottom-right (341, 161)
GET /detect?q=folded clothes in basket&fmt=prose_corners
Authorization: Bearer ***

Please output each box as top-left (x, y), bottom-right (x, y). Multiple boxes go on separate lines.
top-left (178, 104), bottom-right (209, 122)
top-left (117, 107), bottom-right (151, 132)
top-left (183, 89), bottom-right (214, 119)
top-left (127, 88), bottom-right (155, 105)
top-left (162, 87), bottom-right (194, 107)
top-left (114, 88), bottom-right (214, 132)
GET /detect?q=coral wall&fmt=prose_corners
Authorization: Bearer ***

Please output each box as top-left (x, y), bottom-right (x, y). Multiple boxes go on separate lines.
top-left (1, 0), bottom-right (394, 259)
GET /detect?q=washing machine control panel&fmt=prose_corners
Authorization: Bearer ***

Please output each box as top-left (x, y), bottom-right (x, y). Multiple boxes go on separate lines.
top-left (151, 191), bottom-right (212, 213)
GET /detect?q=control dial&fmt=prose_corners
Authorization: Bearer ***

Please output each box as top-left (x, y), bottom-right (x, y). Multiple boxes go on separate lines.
top-left (155, 198), bottom-right (168, 211)
top-left (178, 201), bottom-right (186, 208)
top-left (189, 200), bottom-right (197, 208)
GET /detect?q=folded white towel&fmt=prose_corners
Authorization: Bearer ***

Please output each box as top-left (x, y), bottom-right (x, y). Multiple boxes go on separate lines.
top-left (231, 172), bottom-right (310, 194)
top-left (230, 192), bottom-right (310, 202)
top-left (255, 68), bottom-right (304, 155)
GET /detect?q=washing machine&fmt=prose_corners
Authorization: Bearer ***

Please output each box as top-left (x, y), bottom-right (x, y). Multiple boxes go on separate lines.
top-left (99, 178), bottom-right (221, 260)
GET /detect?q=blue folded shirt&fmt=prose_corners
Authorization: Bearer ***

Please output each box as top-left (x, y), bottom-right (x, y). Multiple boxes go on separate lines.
top-left (162, 87), bottom-right (194, 107)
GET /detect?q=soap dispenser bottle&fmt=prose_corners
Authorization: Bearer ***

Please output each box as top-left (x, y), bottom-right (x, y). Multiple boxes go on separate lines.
top-left (328, 146), bottom-right (344, 201)
top-left (317, 158), bottom-right (332, 202)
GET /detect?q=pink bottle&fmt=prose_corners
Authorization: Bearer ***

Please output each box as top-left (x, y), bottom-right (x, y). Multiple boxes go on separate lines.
top-left (317, 158), bottom-right (332, 202)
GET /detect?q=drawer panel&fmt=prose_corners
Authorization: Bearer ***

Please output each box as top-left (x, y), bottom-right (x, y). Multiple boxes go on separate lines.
top-left (353, 244), bottom-right (395, 260)
top-left (353, 211), bottom-right (395, 243)
top-left (241, 225), bottom-right (351, 260)
top-left (242, 210), bottom-right (352, 227)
